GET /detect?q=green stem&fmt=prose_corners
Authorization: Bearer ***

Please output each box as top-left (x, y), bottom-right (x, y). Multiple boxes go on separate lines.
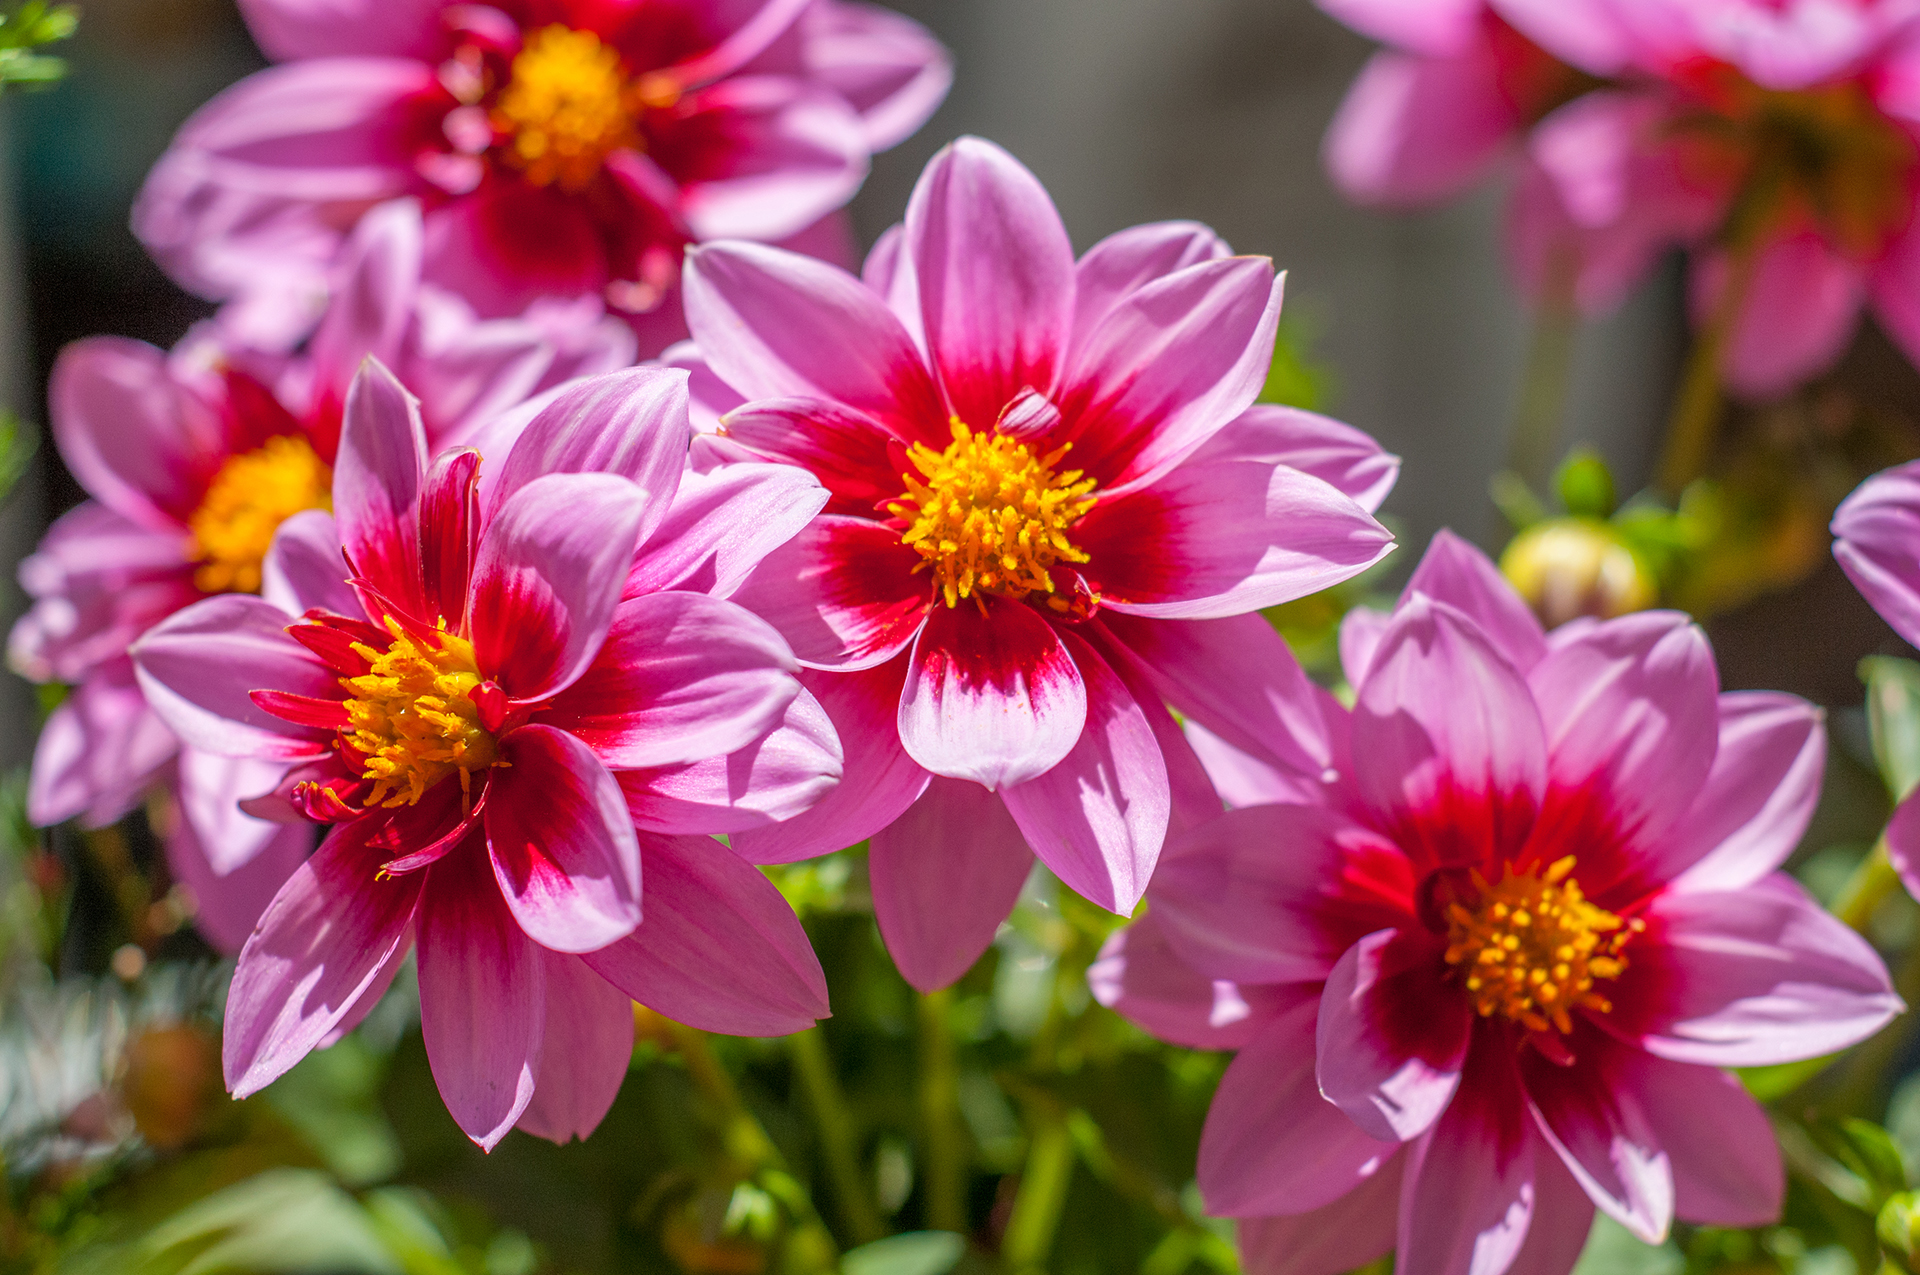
top-left (788, 1027), bottom-right (885, 1246)
top-left (1000, 1110), bottom-right (1075, 1275)
top-left (916, 989), bottom-right (967, 1234)
top-left (1507, 268), bottom-right (1579, 489)
top-left (1833, 838), bottom-right (1900, 935)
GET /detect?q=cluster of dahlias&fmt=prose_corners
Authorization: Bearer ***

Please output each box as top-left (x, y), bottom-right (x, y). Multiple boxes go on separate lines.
top-left (17, 0), bottom-right (1920, 1272)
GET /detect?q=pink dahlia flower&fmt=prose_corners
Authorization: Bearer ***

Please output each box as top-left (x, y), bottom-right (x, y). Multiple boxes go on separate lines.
top-left (677, 136), bottom-right (1398, 991)
top-left (133, 0), bottom-right (951, 354)
top-left (131, 358), bottom-right (837, 1148)
top-left (10, 201), bottom-right (628, 952)
top-left (1095, 530), bottom-right (1900, 1275)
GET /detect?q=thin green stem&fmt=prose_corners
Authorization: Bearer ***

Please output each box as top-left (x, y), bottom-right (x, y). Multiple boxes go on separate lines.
top-left (1000, 1110), bottom-right (1075, 1275)
top-left (916, 989), bottom-right (967, 1234)
top-left (1833, 838), bottom-right (1899, 934)
top-left (788, 1027), bottom-right (885, 1246)
top-left (1507, 265), bottom-right (1580, 489)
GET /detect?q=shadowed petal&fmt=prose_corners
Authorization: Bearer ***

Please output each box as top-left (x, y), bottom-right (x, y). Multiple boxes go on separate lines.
top-left (51, 336), bottom-right (217, 529)
top-left (163, 804), bottom-right (311, 956)
top-left (1233, 1150), bottom-right (1404, 1275)
top-left (262, 509), bottom-right (357, 617)
top-left (133, 594), bottom-right (337, 760)
top-left (28, 666), bottom-right (179, 828)
top-left (307, 198), bottom-right (420, 389)
top-left (1089, 912), bottom-right (1302, 1051)
top-left (626, 461), bottom-right (829, 598)
top-left (1668, 693), bottom-right (1826, 893)
top-left (1634, 1054), bottom-right (1782, 1227)
top-left (1833, 459), bottom-right (1920, 650)
top-left (335, 358), bottom-right (428, 618)
top-left (1070, 221), bottom-right (1232, 359)
top-left (1396, 1049), bottom-right (1538, 1275)
top-left (1522, 1032), bottom-right (1674, 1244)
top-left (514, 950), bottom-right (634, 1145)
top-left (730, 515), bottom-right (932, 670)
top-left (1318, 928), bottom-right (1472, 1143)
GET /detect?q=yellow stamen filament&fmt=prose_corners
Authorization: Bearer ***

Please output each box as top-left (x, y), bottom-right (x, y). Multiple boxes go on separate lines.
top-left (1442, 856), bottom-right (1643, 1035)
top-left (492, 25), bottom-right (641, 190)
top-left (186, 435), bottom-right (332, 594)
top-left (341, 618), bottom-right (498, 809)
top-left (888, 420), bottom-right (1098, 608)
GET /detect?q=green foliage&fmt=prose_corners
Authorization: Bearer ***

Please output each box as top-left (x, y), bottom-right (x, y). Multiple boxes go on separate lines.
top-left (1863, 657), bottom-right (1920, 803)
top-left (0, 4), bottom-right (73, 92)
top-left (1259, 309), bottom-right (1334, 413)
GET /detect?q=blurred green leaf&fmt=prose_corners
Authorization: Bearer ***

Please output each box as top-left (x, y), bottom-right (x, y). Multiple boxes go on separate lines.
top-left (840, 1231), bottom-right (964, 1275)
top-left (1555, 448), bottom-right (1617, 519)
top-left (1862, 657), bottom-right (1920, 801)
top-left (1880, 1191), bottom-right (1920, 1267)
top-left (131, 1169), bottom-right (403, 1275)
top-left (1259, 311), bottom-right (1334, 412)
top-left (1740, 1053), bottom-right (1842, 1101)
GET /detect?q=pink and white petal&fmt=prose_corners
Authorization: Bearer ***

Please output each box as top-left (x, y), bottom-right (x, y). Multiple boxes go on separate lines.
top-left (1665, 693), bottom-right (1826, 893)
top-left (176, 747), bottom-right (301, 875)
top-left (1190, 403), bottom-right (1400, 513)
top-left (998, 631), bottom-right (1167, 913)
top-left (1185, 719), bottom-right (1331, 809)
top-left (543, 592), bottom-right (800, 770)
top-left (28, 669), bottom-right (179, 828)
top-left (1632, 1053), bottom-right (1782, 1227)
top-left (1521, 1035), bottom-right (1674, 1243)
top-left (485, 724), bottom-right (643, 954)
top-left (307, 198), bottom-right (421, 389)
top-left (906, 137), bottom-right (1076, 428)
top-left (1695, 233), bottom-right (1864, 401)
top-left (237, 0), bottom-right (446, 61)
top-left (223, 818), bottom-right (421, 1095)
top-left (1069, 221), bottom-right (1233, 360)
top-left (711, 398), bottom-right (898, 518)
top-left (1832, 459), bottom-right (1920, 650)
top-left (620, 683), bottom-right (843, 836)
top-left (1198, 998), bottom-right (1401, 1217)
top-left (1233, 1151), bottom-right (1404, 1275)
top-left (1339, 605), bottom-right (1392, 688)
top-left (466, 473), bottom-right (647, 701)
top-left (868, 777), bottom-right (1035, 992)
top-left (164, 807), bottom-right (311, 955)
top-left (50, 337), bottom-right (218, 529)
top-left (658, 340), bottom-right (748, 435)
top-left (899, 597), bottom-right (1087, 789)
top-left (625, 460), bottom-right (829, 598)
top-left (1324, 47), bottom-right (1516, 208)
top-left (582, 831), bottom-right (829, 1035)
top-left (1396, 1056), bottom-right (1538, 1275)
top-left (801, 0), bottom-right (952, 151)
top-left (1088, 912), bottom-right (1302, 1051)
top-left (728, 515), bottom-right (931, 669)
top-left (1318, 929), bottom-right (1472, 1143)
top-left (1317, 0), bottom-right (1483, 57)
top-left (514, 950), bottom-right (634, 1145)
top-left (132, 594), bottom-right (336, 760)
top-left (335, 358), bottom-right (428, 616)
top-left (1060, 257), bottom-right (1284, 494)
top-left (1628, 876), bottom-right (1901, 1067)
top-left (1403, 529), bottom-right (1548, 673)
top-left (730, 661), bottom-right (930, 862)
top-left (677, 77), bottom-right (869, 243)
top-left (1086, 627), bottom-right (1224, 838)
top-left (417, 848), bottom-right (547, 1150)
top-left (262, 509), bottom-right (357, 617)
top-left (860, 222), bottom-right (924, 349)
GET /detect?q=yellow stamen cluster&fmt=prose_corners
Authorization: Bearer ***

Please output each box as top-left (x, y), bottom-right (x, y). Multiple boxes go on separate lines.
top-left (889, 421), bottom-right (1098, 608)
top-left (341, 619), bottom-right (498, 809)
top-left (492, 25), bottom-right (641, 190)
top-left (186, 435), bottom-right (332, 594)
top-left (1442, 856), bottom-right (1642, 1035)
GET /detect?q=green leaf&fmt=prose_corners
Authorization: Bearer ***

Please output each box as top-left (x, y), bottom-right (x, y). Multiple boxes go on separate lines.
top-left (135, 1168), bottom-right (404, 1275)
top-left (1880, 1191), bottom-right (1920, 1264)
top-left (1739, 1052), bottom-right (1841, 1101)
top-left (1489, 470), bottom-right (1549, 532)
top-left (1861, 656), bottom-right (1920, 801)
top-left (1555, 448), bottom-right (1618, 519)
top-left (1829, 1117), bottom-right (1911, 1201)
top-left (841, 1231), bottom-right (966, 1275)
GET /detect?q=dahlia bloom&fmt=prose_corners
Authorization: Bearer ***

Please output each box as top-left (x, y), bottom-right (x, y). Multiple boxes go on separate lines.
top-left (11, 201), bottom-right (629, 952)
top-left (1095, 530), bottom-right (1900, 1275)
top-left (131, 359), bottom-right (837, 1147)
top-left (133, 0), bottom-right (950, 353)
top-left (679, 136), bottom-right (1397, 991)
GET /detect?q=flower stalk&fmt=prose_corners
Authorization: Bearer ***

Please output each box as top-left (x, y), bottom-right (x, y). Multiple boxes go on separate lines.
top-left (788, 1027), bottom-right (885, 1245)
top-left (916, 989), bottom-right (967, 1234)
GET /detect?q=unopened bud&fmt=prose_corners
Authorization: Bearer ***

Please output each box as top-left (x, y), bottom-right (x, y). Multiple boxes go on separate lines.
top-left (1500, 519), bottom-right (1656, 629)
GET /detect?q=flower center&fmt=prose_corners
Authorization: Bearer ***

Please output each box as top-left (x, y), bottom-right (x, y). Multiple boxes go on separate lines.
top-left (1442, 856), bottom-right (1642, 1034)
top-left (888, 421), bottom-right (1098, 608)
top-left (491, 25), bottom-right (642, 190)
top-left (186, 435), bottom-right (332, 595)
top-left (341, 619), bottom-right (498, 809)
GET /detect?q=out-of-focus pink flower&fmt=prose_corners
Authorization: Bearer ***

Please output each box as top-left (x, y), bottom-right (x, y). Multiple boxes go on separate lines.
top-left (10, 200), bottom-right (633, 952)
top-left (1096, 530), bottom-right (1899, 1275)
top-left (677, 136), bottom-right (1397, 991)
top-left (133, 0), bottom-right (951, 355)
top-left (131, 360), bottom-right (836, 1148)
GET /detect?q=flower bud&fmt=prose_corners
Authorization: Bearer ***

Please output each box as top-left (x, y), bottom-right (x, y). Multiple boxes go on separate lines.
top-left (1500, 519), bottom-right (1657, 629)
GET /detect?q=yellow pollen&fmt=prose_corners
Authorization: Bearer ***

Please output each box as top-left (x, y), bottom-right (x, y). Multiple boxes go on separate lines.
top-left (341, 618), bottom-right (499, 810)
top-left (186, 435), bottom-right (332, 594)
top-left (1442, 856), bottom-right (1644, 1035)
top-left (887, 420), bottom-right (1098, 609)
top-left (492, 25), bottom-right (640, 190)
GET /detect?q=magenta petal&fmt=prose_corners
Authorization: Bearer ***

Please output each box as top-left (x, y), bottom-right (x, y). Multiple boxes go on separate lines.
top-left (1233, 1151), bottom-right (1404, 1275)
top-left (1403, 529), bottom-right (1548, 672)
top-left (906, 137), bottom-right (1076, 427)
top-left (467, 473), bottom-right (648, 701)
top-left (626, 461), bottom-right (829, 598)
top-left (237, 0), bottom-right (445, 59)
top-left (1698, 232), bottom-right (1863, 400)
top-left (1069, 221), bottom-right (1232, 360)
top-left (709, 397), bottom-right (899, 516)
top-left (1318, 929), bottom-right (1471, 1143)
top-left (132, 594), bottom-right (336, 761)
top-left (1397, 1068), bottom-right (1538, 1275)
top-left (1324, 46), bottom-right (1516, 207)
top-left (50, 336), bottom-right (213, 530)
top-left (28, 667), bottom-right (178, 828)
top-left (730, 514), bottom-right (932, 670)
top-left (1892, 793), bottom-right (1920, 901)
top-left (1502, 1140), bottom-right (1598, 1275)
top-left (1319, 0), bottom-right (1483, 56)
top-left (1191, 403), bottom-right (1401, 514)
top-left (1089, 912), bottom-right (1301, 1051)
top-left (1634, 1054), bottom-right (1782, 1228)
top-left (417, 849), bottom-right (546, 1150)
top-left (1666, 693), bottom-right (1826, 892)
top-left (868, 777), bottom-right (1034, 992)
top-left (307, 198), bottom-right (421, 389)
top-left (582, 831), bottom-right (829, 1036)
top-left (514, 950), bottom-right (633, 1145)
top-left (176, 746), bottom-right (301, 875)
top-left (1833, 459), bottom-right (1920, 649)
top-left (999, 631), bottom-right (1167, 913)
top-left (801, 0), bottom-right (952, 150)
top-left (485, 725), bottom-right (643, 954)
top-left (262, 509), bottom-right (356, 618)
top-left (223, 819), bottom-right (421, 1096)
top-left (899, 597), bottom-right (1087, 789)
top-left (1522, 1036), bottom-right (1674, 1243)
top-left (1197, 999), bottom-right (1400, 1217)
top-left (1184, 718), bottom-right (1335, 810)
top-left (164, 800), bottom-right (310, 955)
top-left (335, 358), bottom-right (428, 617)
top-left (677, 77), bottom-right (869, 242)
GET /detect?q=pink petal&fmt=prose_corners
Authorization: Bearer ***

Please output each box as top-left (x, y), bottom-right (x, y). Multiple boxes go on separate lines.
top-left (1891, 792), bottom-right (1920, 902)
top-left (677, 77), bottom-right (868, 243)
top-left (466, 473), bottom-right (648, 701)
top-left (801, 0), bottom-right (953, 151)
top-left (1089, 627), bottom-right (1226, 838)
top-left (626, 461), bottom-right (828, 598)
top-left (1184, 718), bottom-right (1335, 810)
top-left (514, 950), bottom-right (634, 1145)
top-left (1318, 0), bottom-right (1484, 57)
top-left (132, 594), bottom-right (336, 761)
top-left (730, 660), bottom-right (930, 862)
top-left (1696, 231), bottom-right (1863, 401)
top-left (1633, 1054), bottom-right (1782, 1227)
top-left (1491, 0), bottom-right (1635, 74)
top-left (224, 818), bottom-right (422, 1095)
top-left (898, 596), bottom-right (1087, 789)
top-left (1198, 999), bottom-right (1400, 1217)
top-left (237, 0), bottom-right (445, 60)
top-left (582, 831), bottom-right (829, 1035)
top-left (1339, 605), bottom-right (1392, 688)
top-left (1833, 459), bottom-right (1920, 649)
top-left (906, 137), bottom-right (1075, 429)
top-left (262, 509), bottom-right (356, 617)
top-left (1502, 1142), bottom-right (1598, 1275)
top-left (1324, 47), bottom-right (1516, 207)
top-left (1318, 929), bottom-right (1472, 1143)
top-left (859, 222), bottom-right (924, 349)
top-left (711, 398), bottom-right (898, 519)
top-left (868, 777), bottom-right (1035, 992)
top-left (335, 358), bottom-right (428, 619)
top-left (1089, 912), bottom-right (1300, 1051)
top-left (1081, 460), bottom-right (1393, 620)
top-left (307, 198), bottom-right (420, 390)
top-left (176, 746), bottom-right (302, 874)
top-left (1069, 221), bottom-right (1233, 361)
top-left (417, 847), bottom-right (546, 1150)
top-left (28, 665), bottom-right (178, 828)
top-left (1397, 1055), bottom-right (1538, 1275)
top-left (1190, 403), bottom-right (1401, 514)
top-left (729, 515), bottom-right (931, 670)
top-left (1233, 1150), bottom-right (1404, 1275)
top-left (485, 724), bottom-right (643, 954)
top-left (1869, 221), bottom-right (1920, 374)
top-left (1521, 1034), bottom-right (1675, 1243)
top-left (1666, 693), bottom-right (1826, 893)
top-left (418, 448), bottom-right (480, 624)
top-left (164, 804), bottom-right (311, 955)
top-left (998, 631), bottom-right (1167, 913)
top-left (51, 336), bottom-right (217, 529)
top-left (1404, 529), bottom-right (1548, 672)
